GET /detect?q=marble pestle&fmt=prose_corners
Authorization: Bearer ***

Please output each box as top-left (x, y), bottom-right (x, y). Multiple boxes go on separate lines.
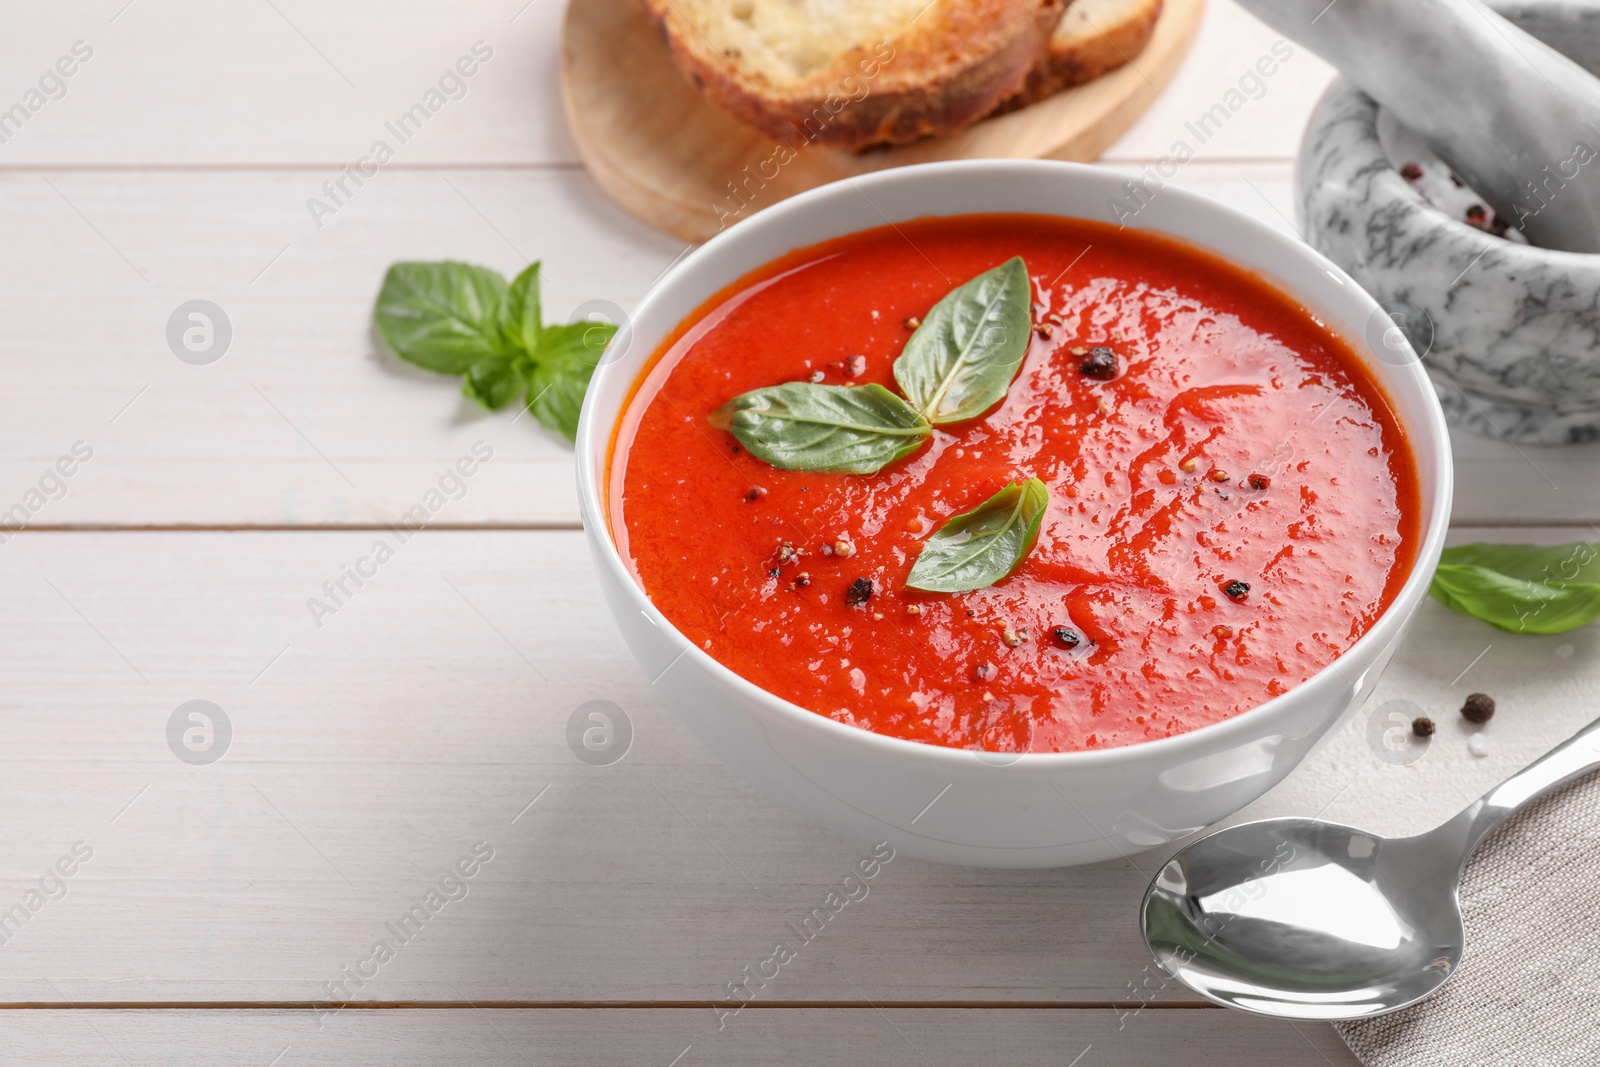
top-left (1235, 0), bottom-right (1600, 253)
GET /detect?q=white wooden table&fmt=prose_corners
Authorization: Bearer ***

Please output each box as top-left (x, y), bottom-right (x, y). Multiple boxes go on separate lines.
top-left (4, 2), bottom-right (1598, 1063)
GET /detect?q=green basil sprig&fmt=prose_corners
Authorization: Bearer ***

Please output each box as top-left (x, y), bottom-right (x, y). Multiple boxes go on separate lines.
top-left (374, 261), bottom-right (614, 442)
top-left (907, 478), bottom-right (1049, 593)
top-left (717, 257), bottom-right (1033, 473)
top-left (1429, 541), bottom-right (1600, 634)
top-left (894, 256), bottom-right (1032, 424)
top-left (716, 383), bottom-right (931, 474)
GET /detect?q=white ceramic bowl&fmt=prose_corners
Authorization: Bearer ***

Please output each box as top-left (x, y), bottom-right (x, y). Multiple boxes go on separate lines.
top-left (576, 160), bottom-right (1453, 868)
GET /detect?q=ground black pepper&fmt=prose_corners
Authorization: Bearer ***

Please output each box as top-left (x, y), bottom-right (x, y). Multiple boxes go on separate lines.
top-left (1248, 473), bottom-right (1270, 490)
top-left (1051, 626), bottom-right (1080, 649)
top-left (844, 577), bottom-right (874, 606)
top-left (744, 486), bottom-right (765, 502)
top-left (1400, 161), bottom-right (1423, 181)
top-left (1223, 580), bottom-right (1250, 601)
top-left (1412, 716), bottom-right (1435, 738)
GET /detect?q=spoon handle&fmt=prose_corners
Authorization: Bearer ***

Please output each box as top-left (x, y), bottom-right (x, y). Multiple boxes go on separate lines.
top-left (1444, 715), bottom-right (1600, 858)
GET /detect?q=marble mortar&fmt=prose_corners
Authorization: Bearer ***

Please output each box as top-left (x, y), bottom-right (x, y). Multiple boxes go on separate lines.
top-left (1297, 0), bottom-right (1600, 444)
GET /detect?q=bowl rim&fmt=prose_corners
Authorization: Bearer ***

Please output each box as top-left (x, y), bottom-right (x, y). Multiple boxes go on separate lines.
top-left (576, 158), bottom-right (1454, 771)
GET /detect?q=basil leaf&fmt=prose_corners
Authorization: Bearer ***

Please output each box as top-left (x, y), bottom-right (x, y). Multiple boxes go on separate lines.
top-left (526, 363), bottom-right (587, 441)
top-left (375, 262), bottom-right (509, 374)
top-left (907, 477), bottom-right (1049, 593)
top-left (1429, 541), bottom-right (1600, 634)
top-left (462, 354), bottom-right (526, 411)
top-left (499, 262), bottom-right (543, 355)
top-left (525, 322), bottom-right (616, 441)
top-left (893, 256), bottom-right (1033, 425)
top-left (722, 382), bottom-right (931, 474)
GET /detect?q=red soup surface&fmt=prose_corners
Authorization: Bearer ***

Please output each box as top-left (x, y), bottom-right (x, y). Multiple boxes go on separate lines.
top-left (610, 214), bottom-right (1419, 754)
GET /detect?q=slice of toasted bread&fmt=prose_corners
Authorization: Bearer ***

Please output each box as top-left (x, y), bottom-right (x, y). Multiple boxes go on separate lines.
top-left (644, 0), bottom-right (1068, 150)
top-left (1007, 0), bottom-right (1164, 107)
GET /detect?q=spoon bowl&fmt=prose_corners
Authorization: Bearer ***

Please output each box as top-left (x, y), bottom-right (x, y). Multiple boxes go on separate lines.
top-left (1143, 819), bottom-right (1466, 1019)
top-left (1142, 714), bottom-right (1600, 1019)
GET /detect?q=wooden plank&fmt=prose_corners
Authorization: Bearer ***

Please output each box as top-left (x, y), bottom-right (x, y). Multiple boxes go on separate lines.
top-left (0, 0), bottom-right (579, 166)
top-left (1447, 429), bottom-right (1600, 528)
top-left (0, 166), bottom-right (682, 528)
top-left (1104, 0), bottom-right (1337, 162)
top-left (0, 527), bottom-right (1591, 1007)
top-left (0, 0), bottom-right (1313, 168)
top-left (0, 529), bottom-right (1164, 1005)
top-left (0, 1008), bottom-right (1359, 1066)
top-left (2, 163), bottom-right (1591, 528)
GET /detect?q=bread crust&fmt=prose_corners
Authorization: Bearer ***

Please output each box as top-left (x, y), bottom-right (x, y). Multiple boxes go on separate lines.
top-left (1010, 0), bottom-right (1163, 107)
top-left (645, 0), bottom-right (1067, 150)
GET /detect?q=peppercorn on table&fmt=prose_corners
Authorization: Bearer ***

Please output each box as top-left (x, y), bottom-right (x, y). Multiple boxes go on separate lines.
top-left (3, 2), bottom-right (1598, 1063)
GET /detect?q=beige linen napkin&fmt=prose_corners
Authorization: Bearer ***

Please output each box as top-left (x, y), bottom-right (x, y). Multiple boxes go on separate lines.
top-left (1336, 777), bottom-right (1600, 1066)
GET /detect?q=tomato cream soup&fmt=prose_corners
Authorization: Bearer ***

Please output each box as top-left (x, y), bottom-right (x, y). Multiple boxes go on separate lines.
top-left (610, 214), bottom-right (1418, 753)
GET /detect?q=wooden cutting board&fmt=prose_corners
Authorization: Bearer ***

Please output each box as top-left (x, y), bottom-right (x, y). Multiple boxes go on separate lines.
top-left (560, 0), bottom-right (1206, 243)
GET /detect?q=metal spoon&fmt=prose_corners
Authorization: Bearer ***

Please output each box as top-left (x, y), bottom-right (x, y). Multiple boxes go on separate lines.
top-left (1141, 714), bottom-right (1600, 1020)
top-left (1234, 0), bottom-right (1600, 253)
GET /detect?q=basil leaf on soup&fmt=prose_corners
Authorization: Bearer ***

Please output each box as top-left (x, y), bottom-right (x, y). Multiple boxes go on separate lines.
top-left (893, 256), bottom-right (1033, 425)
top-left (720, 382), bottom-right (931, 474)
top-left (907, 477), bottom-right (1049, 593)
top-left (1429, 541), bottom-right (1600, 634)
top-left (374, 261), bottom-right (510, 374)
top-left (525, 321), bottom-right (617, 442)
